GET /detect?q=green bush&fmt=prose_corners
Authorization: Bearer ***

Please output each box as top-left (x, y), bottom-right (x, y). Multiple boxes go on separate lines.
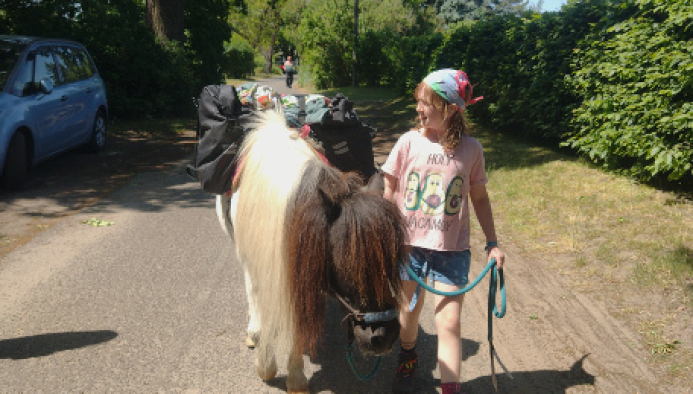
top-left (224, 37), bottom-right (255, 79)
top-left (432, 1), bottom-right (635, 140)
top-left (389, 32), bottom-right (444, 95)
top-left (296, 0), bottom-right (354, 89)
top-left (357, 30), bottom-right (392, 87)
top-left (566, 0), bottom-right (693, 181)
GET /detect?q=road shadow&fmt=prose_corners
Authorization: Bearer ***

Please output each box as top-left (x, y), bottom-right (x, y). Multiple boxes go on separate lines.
top-left (259, 298), bottom-right (595, 393)
top-left (0, 330), bottom-right (118, 359)
top-left (464, 354), bottom-right (594, 394)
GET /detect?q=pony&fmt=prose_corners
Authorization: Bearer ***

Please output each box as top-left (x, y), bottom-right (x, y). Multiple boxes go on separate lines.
top-left (215, 111), bottom-right (409, 393)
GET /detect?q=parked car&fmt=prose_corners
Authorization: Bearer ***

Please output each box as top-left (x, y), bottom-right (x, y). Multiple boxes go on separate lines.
top-left (0, 35), bottom-right (108, 190)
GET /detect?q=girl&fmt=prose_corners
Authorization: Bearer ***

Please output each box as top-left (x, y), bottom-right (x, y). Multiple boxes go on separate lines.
top-left (382, 69), bottom-right (505, 394)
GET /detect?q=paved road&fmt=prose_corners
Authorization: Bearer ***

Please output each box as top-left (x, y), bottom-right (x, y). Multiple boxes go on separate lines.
top-left (0, 76), bottom-right (411, 393)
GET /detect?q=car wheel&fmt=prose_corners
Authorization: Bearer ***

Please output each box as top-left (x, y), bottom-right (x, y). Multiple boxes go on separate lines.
top-left (87, 109), bottom-right (107, 153)
top-left (1, 132), bottom-right (28, 191)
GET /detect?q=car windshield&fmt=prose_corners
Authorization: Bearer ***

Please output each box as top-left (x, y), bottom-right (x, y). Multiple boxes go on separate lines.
top-left (0, 40), bottom-right (25, 91)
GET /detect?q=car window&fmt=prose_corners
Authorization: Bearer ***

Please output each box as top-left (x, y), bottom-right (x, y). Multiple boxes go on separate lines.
top-left (34, 46), bottom-right (60, 86)
top-left (54, 45), bottom-right (89, 83)
top-left (76, 47), bottom-right (95, 77)
top-left (0, 41), bottom-right (24, 91)
top-left (10, 55), bottom-right (35, 96)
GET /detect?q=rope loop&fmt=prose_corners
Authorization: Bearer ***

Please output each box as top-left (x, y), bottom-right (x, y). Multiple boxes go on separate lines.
top-left (345, 343), bottom-right (383, 381)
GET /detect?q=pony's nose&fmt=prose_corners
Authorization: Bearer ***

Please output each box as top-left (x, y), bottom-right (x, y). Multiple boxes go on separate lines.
top-left (370, 327), bottom-right (387, 348)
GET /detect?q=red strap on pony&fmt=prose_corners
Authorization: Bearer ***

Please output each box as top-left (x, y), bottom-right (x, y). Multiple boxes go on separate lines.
top-left (300, 124), bottom-right (331, 166)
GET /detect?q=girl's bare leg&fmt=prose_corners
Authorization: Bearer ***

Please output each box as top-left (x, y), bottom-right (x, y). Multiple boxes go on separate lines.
top-left (433, 283), bottom-right (465, 384)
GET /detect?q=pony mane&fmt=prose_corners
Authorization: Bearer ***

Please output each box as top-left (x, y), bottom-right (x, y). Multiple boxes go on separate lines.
top-left (286, 165), bottom-right (410, 356)
top-left (233, 111), bottom-right (318, 359)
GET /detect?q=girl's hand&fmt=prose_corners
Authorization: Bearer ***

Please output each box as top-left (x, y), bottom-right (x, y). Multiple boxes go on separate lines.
top-left (487, 245), bottom-right (505, 269)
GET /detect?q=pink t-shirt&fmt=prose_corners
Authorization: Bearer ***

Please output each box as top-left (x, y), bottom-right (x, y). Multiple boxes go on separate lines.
top-left (381, 129), bottom-right (488, 251)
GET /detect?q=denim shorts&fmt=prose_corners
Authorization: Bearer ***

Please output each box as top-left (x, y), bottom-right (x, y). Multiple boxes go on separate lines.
top-left (401, 247), bottom-right (471, 287)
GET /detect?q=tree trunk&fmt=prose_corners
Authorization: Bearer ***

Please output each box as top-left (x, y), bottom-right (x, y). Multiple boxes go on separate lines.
top-left (146, 0), bottom-right (186, 43)
top-left (352, 0), bottom-right (359, 87)
top-left (261, 30), bottom-right (279, 74)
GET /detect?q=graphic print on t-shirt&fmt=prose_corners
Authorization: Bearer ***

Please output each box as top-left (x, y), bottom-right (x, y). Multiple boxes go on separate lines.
top-left (420, 173), bottom-right (445, 215)
top-left (406, 171), bottom-right (464, 219)
top-left (404, 172), bottom-right (421, 211)
top-left (444, 176), bottom-right (465, 215)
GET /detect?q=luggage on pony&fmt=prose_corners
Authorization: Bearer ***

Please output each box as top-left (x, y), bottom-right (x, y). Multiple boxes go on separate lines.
top-left (302, 93), bottom-right (377, 181)
top-left (186, 84), bottom-right (246, 195)
top-left (187, 84), bottom-right (378, 194)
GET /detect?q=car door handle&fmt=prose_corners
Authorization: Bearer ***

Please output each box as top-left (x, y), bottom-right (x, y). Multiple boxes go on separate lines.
top-left (61, 95), bottom-right (68, 101)
top-left (86, 88), bottom-right (92, 93)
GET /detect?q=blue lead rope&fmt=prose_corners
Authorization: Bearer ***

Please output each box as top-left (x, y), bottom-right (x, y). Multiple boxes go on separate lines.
top-left (408, 258), bottom-right (507, 392)
top-left (345, 343), bottom-right (383, 381)
top-left (346, 258), bottom-right (506, 381)
top-left (406, 258), bottom-right (506, 318)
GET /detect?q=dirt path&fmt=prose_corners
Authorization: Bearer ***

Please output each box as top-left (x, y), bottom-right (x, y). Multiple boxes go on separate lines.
top-left (1, 78), bottom-right (690, 393)
top-left (452, 241), bottom-right (669, 393)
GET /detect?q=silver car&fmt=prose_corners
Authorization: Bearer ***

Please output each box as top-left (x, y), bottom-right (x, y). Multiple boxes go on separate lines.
top-left (0, 35), bottom-right (108, 190)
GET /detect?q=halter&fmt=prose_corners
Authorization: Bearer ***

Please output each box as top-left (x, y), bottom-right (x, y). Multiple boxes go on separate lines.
top-left (333, 293), bottom-right (398, 381)
top-left (334, 293), bottom-right (398, 325)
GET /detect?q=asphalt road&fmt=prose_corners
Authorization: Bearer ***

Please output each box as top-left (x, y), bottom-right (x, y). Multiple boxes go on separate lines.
top-left (0, 159), bottom-right (418, 393)
top-left (0, 77), bottom-right (415, 393)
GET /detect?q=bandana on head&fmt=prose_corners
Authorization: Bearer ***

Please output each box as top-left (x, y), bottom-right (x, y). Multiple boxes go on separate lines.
top-left (423, 69), bottom-right (483, 111)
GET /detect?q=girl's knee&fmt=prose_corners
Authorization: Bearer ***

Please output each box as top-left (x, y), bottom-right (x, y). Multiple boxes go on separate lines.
top-left (434, 310), bottom-right (461, 333)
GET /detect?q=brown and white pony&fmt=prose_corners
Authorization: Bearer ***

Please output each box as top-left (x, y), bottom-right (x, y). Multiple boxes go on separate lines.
top-left (215, 111), bottom-right (409, 393)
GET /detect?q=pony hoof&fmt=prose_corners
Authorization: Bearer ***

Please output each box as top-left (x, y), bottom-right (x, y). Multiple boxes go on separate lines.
top-left (287, 389), bottom-right (309, 394)
top-left (245, 335), bottom-right (256, 349)
top-left (256, 358), bottom-right (278, 381)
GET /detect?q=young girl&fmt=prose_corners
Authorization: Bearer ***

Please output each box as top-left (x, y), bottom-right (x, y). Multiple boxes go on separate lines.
top-left (382, 69), bottom-right (505, 394)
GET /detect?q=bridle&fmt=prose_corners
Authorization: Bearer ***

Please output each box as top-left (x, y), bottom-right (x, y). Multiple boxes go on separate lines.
top-left (334, 293), bottom-right (398, 327)
top-left (332, 293), bottom-right (399, 381)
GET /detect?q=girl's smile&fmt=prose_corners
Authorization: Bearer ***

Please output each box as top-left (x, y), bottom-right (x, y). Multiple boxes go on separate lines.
top-left (416, 98), bottom-right (448, 139)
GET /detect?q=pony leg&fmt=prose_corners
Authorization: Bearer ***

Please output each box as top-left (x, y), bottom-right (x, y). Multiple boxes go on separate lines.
top-left (286, 346), bottom-right (308, 394)
top-left (215, 193), bottom-right (234, 238)
top-left (244, 268), bottom-right (260, 348)
top-left (255, 347), bottom-right (278, 381)
top-left (218, 192), bottom-right (260, 348)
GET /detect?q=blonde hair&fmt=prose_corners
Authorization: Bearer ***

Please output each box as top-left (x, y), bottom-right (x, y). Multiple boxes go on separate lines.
top-left (414, 81), bottom-right (471, 152)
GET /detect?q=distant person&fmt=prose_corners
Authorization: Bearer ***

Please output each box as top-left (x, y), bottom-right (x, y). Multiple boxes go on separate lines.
top-left (283, 56), bottom-right (296, 88)
top-left (382, 69), bottom-right (505, 394)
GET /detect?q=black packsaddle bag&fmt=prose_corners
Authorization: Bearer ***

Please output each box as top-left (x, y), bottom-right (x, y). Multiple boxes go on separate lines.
top-left (187, 85), bottom-right (379, 194)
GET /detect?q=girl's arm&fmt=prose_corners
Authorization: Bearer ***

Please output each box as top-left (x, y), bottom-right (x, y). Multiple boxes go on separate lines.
top-left (470, 183), bottom-right (505, 268)
top-left (383, 173), bottom-right (398, 202)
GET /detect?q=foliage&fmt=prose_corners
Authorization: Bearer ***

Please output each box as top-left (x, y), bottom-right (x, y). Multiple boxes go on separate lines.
top-left (433, 1), bottom-right (636, 139)
top-left (228, 0), bottom-right (289, 73)
top-left (296, 0), bottom-right (354, 88)
top-left (424, 0), bottom-right (529, 24)
top-left (566, 0), bottom-right (693, 181)
top-left (224, 35), bottom-right (255, 78)
top-left (185, 0), bottom-right (233, 88)
top-left (387, 32), bottom-right (444, 94)
top-left (0, 0), bottom-right (233, 119)
top-left (296, 0), bottom-right (438, 89)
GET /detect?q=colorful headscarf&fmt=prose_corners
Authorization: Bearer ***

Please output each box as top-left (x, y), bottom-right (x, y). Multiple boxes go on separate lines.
top-left (423, 69), bottom-right (483, 111)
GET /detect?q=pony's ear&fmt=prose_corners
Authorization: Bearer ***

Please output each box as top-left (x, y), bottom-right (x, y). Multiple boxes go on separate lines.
top-left (318, 187), bottom-right (342, 224)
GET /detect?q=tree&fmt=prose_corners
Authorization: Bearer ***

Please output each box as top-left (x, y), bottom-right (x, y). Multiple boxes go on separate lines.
top-left (228, 0), bottom-right (290, 73)
top-left (146, 0), bottom-right (186, 43)
top-left (425, 0), bottom-right (529, 23)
